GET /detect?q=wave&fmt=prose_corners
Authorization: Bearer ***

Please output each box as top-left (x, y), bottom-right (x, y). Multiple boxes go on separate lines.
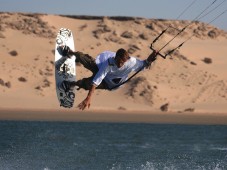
top-left (108, 160), bottom-right (227, 170)
top-left (211, 147), bottom-right (227, 151)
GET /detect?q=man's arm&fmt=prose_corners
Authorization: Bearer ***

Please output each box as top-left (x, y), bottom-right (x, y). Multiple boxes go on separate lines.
top-left (146, 50), bottom-right (157, 63)
top-left (78, 60), bottom-right (109, 110)
top-left (78, 84), bottom-right (96, 110)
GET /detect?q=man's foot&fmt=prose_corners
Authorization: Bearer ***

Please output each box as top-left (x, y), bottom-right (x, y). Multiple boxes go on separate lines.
top-left (61, 45), bottom-right (73, 58)
top-left (58, 81), bottom-right (74, 92)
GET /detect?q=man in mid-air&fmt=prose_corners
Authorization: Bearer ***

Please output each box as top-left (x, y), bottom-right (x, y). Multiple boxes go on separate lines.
top-left (60, 46), bottom-right (157, 110)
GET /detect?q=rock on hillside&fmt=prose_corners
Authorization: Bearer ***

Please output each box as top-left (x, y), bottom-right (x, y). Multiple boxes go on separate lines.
top-left (0, 12), bottom-right (55, 38)
top-left (1, 13), bottom-right (226, 40)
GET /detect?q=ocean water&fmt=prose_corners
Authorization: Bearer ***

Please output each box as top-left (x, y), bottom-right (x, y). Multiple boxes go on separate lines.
top-left (0, 120), bottom-right (227, 170)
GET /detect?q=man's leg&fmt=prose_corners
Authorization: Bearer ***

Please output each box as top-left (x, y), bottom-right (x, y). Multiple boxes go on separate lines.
top-left (61, 51), bottom-right (109, 91)
top-left (62, 46), bottom-right (97, 73)
top-left (75, 51), bottom-right (108, 90)
top-left (75, 52), bottom-right (98, 74)
top-left (70, 77), bottom-right (109, 91)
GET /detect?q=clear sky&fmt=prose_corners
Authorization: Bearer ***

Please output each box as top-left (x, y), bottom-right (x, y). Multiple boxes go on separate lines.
top-left (1, 0), bottom-right (226, 30)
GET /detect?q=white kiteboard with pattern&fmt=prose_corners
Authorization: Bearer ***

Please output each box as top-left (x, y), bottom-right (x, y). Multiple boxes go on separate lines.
top-left (55, 28), bottom-right (76, 108)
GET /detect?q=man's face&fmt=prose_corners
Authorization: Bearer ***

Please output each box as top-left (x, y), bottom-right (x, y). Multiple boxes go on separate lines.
top-left (115, 56), bottom-right (129, 68)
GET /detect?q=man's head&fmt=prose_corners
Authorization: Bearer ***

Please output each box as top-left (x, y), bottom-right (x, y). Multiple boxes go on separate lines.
top-left (115, 48), bottom-right (130, 68)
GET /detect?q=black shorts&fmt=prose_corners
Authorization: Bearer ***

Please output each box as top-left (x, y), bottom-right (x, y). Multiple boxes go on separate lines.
top-left (75, 52), bottom-right (109, 90)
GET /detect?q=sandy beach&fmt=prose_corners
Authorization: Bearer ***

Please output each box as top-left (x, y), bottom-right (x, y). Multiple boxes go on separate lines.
top-left (1, 108), bottom-right (227, 125)
top-left (0, 12), bottom-right (227, 124)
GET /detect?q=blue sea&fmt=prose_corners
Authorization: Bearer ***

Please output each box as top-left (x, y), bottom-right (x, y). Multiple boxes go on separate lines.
top-left (0, 120), bottom-right (227, 170)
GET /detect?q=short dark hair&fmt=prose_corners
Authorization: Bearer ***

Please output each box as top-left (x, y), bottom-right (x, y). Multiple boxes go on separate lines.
top-left (116, 48), bottom-right (129, 59)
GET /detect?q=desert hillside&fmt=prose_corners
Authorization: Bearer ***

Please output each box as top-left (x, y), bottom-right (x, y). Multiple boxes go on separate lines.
top-left (0, 12), bottom-right (227, 113)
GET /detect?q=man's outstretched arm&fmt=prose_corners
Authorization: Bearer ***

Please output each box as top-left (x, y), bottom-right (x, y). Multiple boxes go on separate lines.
top-left (77, 84), bottom-right (96, 110)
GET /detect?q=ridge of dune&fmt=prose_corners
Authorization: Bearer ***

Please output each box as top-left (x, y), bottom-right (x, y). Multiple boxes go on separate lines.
top-left (0, 12), bottom-right (227, 113)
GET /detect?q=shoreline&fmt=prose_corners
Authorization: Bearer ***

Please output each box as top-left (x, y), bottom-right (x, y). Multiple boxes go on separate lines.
top-left (1, 108), bottom-right (227, 125)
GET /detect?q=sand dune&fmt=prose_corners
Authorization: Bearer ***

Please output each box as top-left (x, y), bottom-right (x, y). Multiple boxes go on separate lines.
top-left (0, 12), bottom-right (227, 116)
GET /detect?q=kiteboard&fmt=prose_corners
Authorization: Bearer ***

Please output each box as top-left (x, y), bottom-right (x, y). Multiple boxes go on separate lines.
top-left (55, 28), bottom-right (76, 108)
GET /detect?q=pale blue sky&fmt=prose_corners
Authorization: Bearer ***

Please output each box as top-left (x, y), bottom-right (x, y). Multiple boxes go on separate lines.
top-left (1, 0), bottom-right (226, 30)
